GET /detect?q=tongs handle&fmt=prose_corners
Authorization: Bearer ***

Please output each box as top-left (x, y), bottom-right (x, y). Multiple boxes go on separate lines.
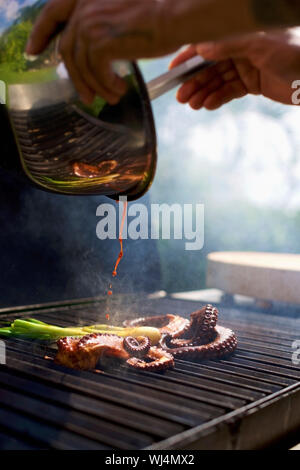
top-left (147, 55), bottom-right (215, 101)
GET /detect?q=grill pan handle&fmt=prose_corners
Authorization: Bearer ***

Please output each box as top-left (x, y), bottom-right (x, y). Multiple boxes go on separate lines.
top-left (146, 55), bottom-right (215, 101)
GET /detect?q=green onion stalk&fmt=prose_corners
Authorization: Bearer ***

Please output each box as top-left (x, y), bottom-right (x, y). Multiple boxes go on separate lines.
top-left (0, 318), bottom-right (161, 344)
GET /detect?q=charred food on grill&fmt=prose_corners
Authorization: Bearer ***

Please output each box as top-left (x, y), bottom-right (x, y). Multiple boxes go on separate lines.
top-left (54, 305), bottom-right (237, 371)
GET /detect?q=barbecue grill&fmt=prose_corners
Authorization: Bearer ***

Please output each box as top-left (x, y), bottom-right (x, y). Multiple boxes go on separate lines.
top-left (0, 294), bottom-right (299, 450)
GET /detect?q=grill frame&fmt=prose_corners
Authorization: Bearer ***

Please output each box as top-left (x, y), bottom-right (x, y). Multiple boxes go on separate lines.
top-left (0, 295), bottom-right (299, 450)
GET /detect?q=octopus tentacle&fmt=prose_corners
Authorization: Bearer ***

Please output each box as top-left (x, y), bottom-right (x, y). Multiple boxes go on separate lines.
top-left (126, 347), bottom-right (175, 371)
top-left (123, 336), bottom-right (151, 358)
top-left (165, 332), bottom-right (215, 349)
top-left (123, 314), bottom-right (190, 339)
top-left (186, 304), bottom-right (219, 339)
top-left (165, 304), bottom-right (219, 348)
top-left (123, 315), bottom-right (167, 329)
top-left (165, 326), bottom-right (237, 360)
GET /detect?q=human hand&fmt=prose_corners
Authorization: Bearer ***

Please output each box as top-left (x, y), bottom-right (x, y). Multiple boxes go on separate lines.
top-left (170, 29), bottom-right (300, 109)
top-left (26, 0), bottom-right (172, 105)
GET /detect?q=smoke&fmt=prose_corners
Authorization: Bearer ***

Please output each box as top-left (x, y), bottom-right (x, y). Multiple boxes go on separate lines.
top-left (0, 166), bottom-right (161, 309)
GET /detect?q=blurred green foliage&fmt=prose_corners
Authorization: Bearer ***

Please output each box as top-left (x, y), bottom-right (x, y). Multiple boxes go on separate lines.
top-left (0, 20), bottom-right (32, 72)
top-left (0, 63), bottom-right (56, 85)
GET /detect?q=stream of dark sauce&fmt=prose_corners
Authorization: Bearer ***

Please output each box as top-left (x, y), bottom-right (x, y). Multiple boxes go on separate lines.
top-left (112, 200), bottom-right (128, 278)
top-left (106, 201), bottom-right (128, 321)
top-left (72, 161), bottom-right (128, 322)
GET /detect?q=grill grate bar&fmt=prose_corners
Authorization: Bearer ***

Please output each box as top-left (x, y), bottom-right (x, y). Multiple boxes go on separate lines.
top-left (5, 341), bottom-right (245, 412)
top-left (223, 322), bottom-right (300, 341)
top-left (1, 298), bottom-right (300, 449)
top-left (0, 384), bottom-right (155, 449)
top-left (4, 351), bottom-right (223, 427)
top-left (0, 369), bottom-right (183, 440)
top-left (233, 350), bottom-right (298, 369)
top-left (112, 365), bottom-right (264, 402)
top-left (4, 334), bottom-right (271, 405)
top-left (0, 405), bottom-right (107, 450)
top-left (169, 365), bottom-right (281, 394)
top-left (220, 356), bottom-right (299, 379)
top-left (4, 337), bottom-right (288, 396)
top-left (235, 341), bottom-right (293, 360)
top-left (231, 334), bottom-right (293, 352)
top-left (0, 430), bottom-right (43, 450)
top-left (175, 359), bottom-right (295, 387)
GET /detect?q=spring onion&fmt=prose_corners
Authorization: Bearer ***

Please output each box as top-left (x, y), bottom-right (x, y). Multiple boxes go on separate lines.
top-left (0, 318), bottom-right (161, 344)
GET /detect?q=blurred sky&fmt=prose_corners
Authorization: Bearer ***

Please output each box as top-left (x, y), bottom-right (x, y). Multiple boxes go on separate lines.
top-left (0, 0), bottom-right (36, 34)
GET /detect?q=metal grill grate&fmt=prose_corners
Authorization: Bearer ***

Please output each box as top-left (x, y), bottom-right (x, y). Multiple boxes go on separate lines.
top-left (10, 104), bottom-right (134, 179)
top-left (0, 297), bottom-right (299, 450)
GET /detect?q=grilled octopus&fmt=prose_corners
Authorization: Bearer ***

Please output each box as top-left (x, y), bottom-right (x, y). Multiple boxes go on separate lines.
top-left (54, 305), bottom-right (236, 372)
top-left (55, 333), bottom-right (174, 371)
top-left (124, 305), bottom-right (237, 360)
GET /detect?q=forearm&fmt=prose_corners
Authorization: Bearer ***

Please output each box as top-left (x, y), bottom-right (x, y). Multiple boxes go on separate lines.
top-left (163, 0), bottom-right (300, 49)
top-left (162, 0), bottom-right (257, 48)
